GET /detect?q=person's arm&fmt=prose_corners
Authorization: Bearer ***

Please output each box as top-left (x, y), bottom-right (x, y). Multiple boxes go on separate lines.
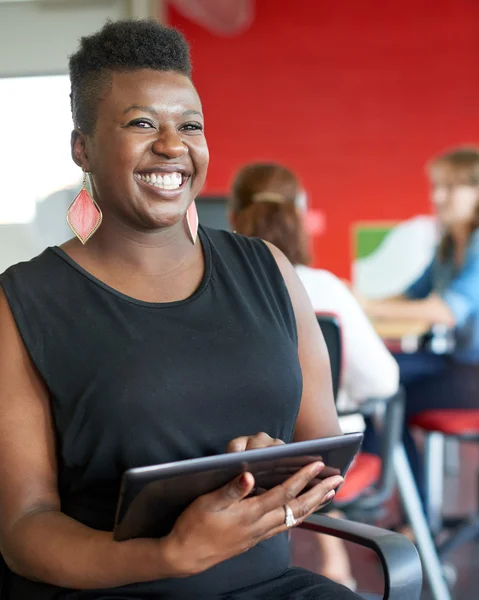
top-left (360, 261), bottom-right (455, 326)
top-left (362, 238), bottom-right (479, 328)
top-left (438, 235), bottom-right (479, 329)
top-left (361, 294), bottom-right (454, 325)
top-left (264, 243), bottom-right (342, 441)
top-left (321, 274), bottom-right (399, 403)
top-left (0, 289), bottom-right (182, 589)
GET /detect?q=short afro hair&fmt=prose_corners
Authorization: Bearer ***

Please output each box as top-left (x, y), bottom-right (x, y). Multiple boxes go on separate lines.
top-left (69, 19), bottom-right (192, 134)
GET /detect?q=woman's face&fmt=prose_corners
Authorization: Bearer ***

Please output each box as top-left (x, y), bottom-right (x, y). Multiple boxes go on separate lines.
top-left (430, 163), bottom-right (479, 228)
top-left (72, 69), bottom-right (209, 231)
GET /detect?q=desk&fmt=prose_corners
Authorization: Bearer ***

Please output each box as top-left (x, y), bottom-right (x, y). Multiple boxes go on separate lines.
top-left (372, 319), bottom-right (456, 355)
top-left (372, 319), bottom-right (430, 341)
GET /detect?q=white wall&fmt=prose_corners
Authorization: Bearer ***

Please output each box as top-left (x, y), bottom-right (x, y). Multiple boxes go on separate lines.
top-left (0, 1), bottom-right (127, 76)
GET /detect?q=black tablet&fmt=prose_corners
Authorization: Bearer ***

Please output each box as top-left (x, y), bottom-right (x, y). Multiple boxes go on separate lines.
top-left (113, 432), bottom-right (363, 541)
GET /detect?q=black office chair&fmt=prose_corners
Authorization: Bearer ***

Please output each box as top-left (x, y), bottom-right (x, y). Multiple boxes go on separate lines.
top-left (316, 313), bottom-right (342, 400)
top-left (316, 313), bottom-right (403, 511)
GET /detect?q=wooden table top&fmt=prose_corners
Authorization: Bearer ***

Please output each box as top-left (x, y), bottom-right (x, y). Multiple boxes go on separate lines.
top-left (372, 319), bottom-right (430, 341)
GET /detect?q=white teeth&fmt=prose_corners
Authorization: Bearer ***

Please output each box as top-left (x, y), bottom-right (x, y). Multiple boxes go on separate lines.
top-left (137, 172), bottom-right (184, 190)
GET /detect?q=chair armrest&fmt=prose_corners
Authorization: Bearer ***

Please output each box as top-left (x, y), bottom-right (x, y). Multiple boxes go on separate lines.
top-left (300, 513), bottom-right (422, 600)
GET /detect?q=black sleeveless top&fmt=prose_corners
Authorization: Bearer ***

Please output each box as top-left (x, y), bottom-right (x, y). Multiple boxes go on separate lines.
top-left (0, 226), bottom-right (302, 599)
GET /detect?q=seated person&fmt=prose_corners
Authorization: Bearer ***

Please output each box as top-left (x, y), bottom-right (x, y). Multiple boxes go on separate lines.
top-left (360, 147), bottom-right (479, 502)
top-left (229, 162), bottom-right (399, 587)
top-left (0, 20), bottom-right (358, 600)
top-left (229, 162), bottom-right (399, 414)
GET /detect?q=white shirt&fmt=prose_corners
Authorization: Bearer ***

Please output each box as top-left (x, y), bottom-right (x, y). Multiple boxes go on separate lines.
top-left (295, 265), bottom-right (399, 430)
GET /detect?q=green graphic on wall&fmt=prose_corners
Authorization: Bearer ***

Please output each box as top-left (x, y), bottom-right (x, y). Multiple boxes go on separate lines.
top-left (355, 225), bottom-right (394, 260)
top-left (352, 217), bottom-right (437, 298)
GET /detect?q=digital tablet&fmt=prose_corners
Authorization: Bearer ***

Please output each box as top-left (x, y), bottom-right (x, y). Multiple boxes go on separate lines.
top-left (113, 432), bottom-right (363, 541)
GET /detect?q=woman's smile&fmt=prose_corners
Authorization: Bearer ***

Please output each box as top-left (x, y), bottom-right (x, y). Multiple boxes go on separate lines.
top-left (134, 166), bottom-right (191, 200)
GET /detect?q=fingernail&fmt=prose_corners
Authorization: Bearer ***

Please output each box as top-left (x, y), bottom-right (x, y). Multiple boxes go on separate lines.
top-left (332, 476), bottom-right (344, 487)
top-left (313, 462), bottom-right (325, 474)
top-left (324, 489), bottom-right (336, 501)
top-left (239, 473), bottom-right (250, 487)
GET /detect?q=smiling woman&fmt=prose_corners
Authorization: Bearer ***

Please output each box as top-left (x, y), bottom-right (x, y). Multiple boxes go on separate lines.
top-left (70, 66), bottom-right (208, 243)
top-left (0, 19), bottom-right (357, 600)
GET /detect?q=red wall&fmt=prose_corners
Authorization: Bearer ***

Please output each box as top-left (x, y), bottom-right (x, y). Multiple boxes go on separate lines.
top-left (169, 0), bottom-right (479, 278)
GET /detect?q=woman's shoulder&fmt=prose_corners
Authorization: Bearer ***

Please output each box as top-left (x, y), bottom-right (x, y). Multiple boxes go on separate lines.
top-left (0, 248), bottom-right (64, 304)
top-left (1, 248), bottom-right (58, 279)
top-left (201, 226), bottom-right (280, 270)
top-left (202, 226), bottom-right (268, 251)
top-left (1, 248), bottom-right (61, 281)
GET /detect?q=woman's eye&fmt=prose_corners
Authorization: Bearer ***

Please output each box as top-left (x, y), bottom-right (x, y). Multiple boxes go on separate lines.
top-left (180, 122), bottom-right (203, 132)
top-left (128, 119), bottom-right (154, 129)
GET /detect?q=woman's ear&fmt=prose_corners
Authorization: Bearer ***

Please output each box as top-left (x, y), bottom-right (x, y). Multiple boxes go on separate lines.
top-left (71, 129), bottom-right (90, 171)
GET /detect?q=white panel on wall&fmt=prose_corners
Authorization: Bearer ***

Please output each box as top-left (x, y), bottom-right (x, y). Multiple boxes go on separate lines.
top-left (0, 1), bottom-right (125, 77)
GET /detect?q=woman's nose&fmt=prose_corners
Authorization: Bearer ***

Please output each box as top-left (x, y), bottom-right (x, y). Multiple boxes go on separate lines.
top-left (151, 129), bottom-right (187, 159)
top-left (432, 187), bottom-right (448, 206)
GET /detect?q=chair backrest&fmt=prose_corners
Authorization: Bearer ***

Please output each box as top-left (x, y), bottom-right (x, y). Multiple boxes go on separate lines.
top-left (317, 315), bottom-right (403, 510)
top-left (316, 313), bottom-right (342, 402)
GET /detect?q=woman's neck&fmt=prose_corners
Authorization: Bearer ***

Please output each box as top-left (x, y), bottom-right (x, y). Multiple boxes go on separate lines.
top-left (61, 219), bottom-right (204, 303)
top-left (71, 219), bottom-right (196, 273)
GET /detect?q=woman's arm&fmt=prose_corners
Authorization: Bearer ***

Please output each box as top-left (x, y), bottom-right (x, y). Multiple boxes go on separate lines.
top-left (360, 293), bottom-right (455, 327)
top-left (264, 244), bottom-right (342, 441)
top-left (0, 289), bottom-right (182, 589)
top-left (358, 259), bottom-right (455, 326)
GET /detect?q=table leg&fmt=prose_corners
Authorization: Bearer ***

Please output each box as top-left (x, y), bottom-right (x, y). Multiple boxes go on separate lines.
top-left (394, 444), bottom-right (452, 600)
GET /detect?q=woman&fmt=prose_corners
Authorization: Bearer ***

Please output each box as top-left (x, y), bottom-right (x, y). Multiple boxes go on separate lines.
top-left (229, 162), bottom-right (399, 413)
top-left (0, 20), bottom-right (357, 600)
top-left (360, 147), bottom-right (479, 499)
top-left (229, 162), bottom-right (399, 588)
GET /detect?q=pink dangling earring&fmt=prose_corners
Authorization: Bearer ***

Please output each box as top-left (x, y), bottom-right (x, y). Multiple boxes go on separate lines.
top-left (186, 201), bottom-right (198, 244)
top-left (66, 172), bottom-right (103, 244)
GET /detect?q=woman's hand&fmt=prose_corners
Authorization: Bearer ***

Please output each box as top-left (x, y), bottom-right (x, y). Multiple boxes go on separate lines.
top-left (166, 434), bottom-right (343, 578)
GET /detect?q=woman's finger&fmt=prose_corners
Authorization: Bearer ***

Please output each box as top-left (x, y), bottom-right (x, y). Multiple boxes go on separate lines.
top-left (288, 474), bottom-right (344, 519)
top-left (226, 432), bottom-right (285, 453)
top-left (243, 434), bottom-right (285, 451)
top-left (254, 474), bottom-right (344, 539)
top-left (248, 460), bottom-right (325, 517)
top-left (226, 436), bottom-right (249, 453)
top-left (205, 472), bottom-right (256, 510)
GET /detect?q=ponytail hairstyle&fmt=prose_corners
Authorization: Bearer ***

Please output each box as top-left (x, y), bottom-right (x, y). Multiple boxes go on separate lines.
top-left (229, 163), bottom-right (310, 265)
